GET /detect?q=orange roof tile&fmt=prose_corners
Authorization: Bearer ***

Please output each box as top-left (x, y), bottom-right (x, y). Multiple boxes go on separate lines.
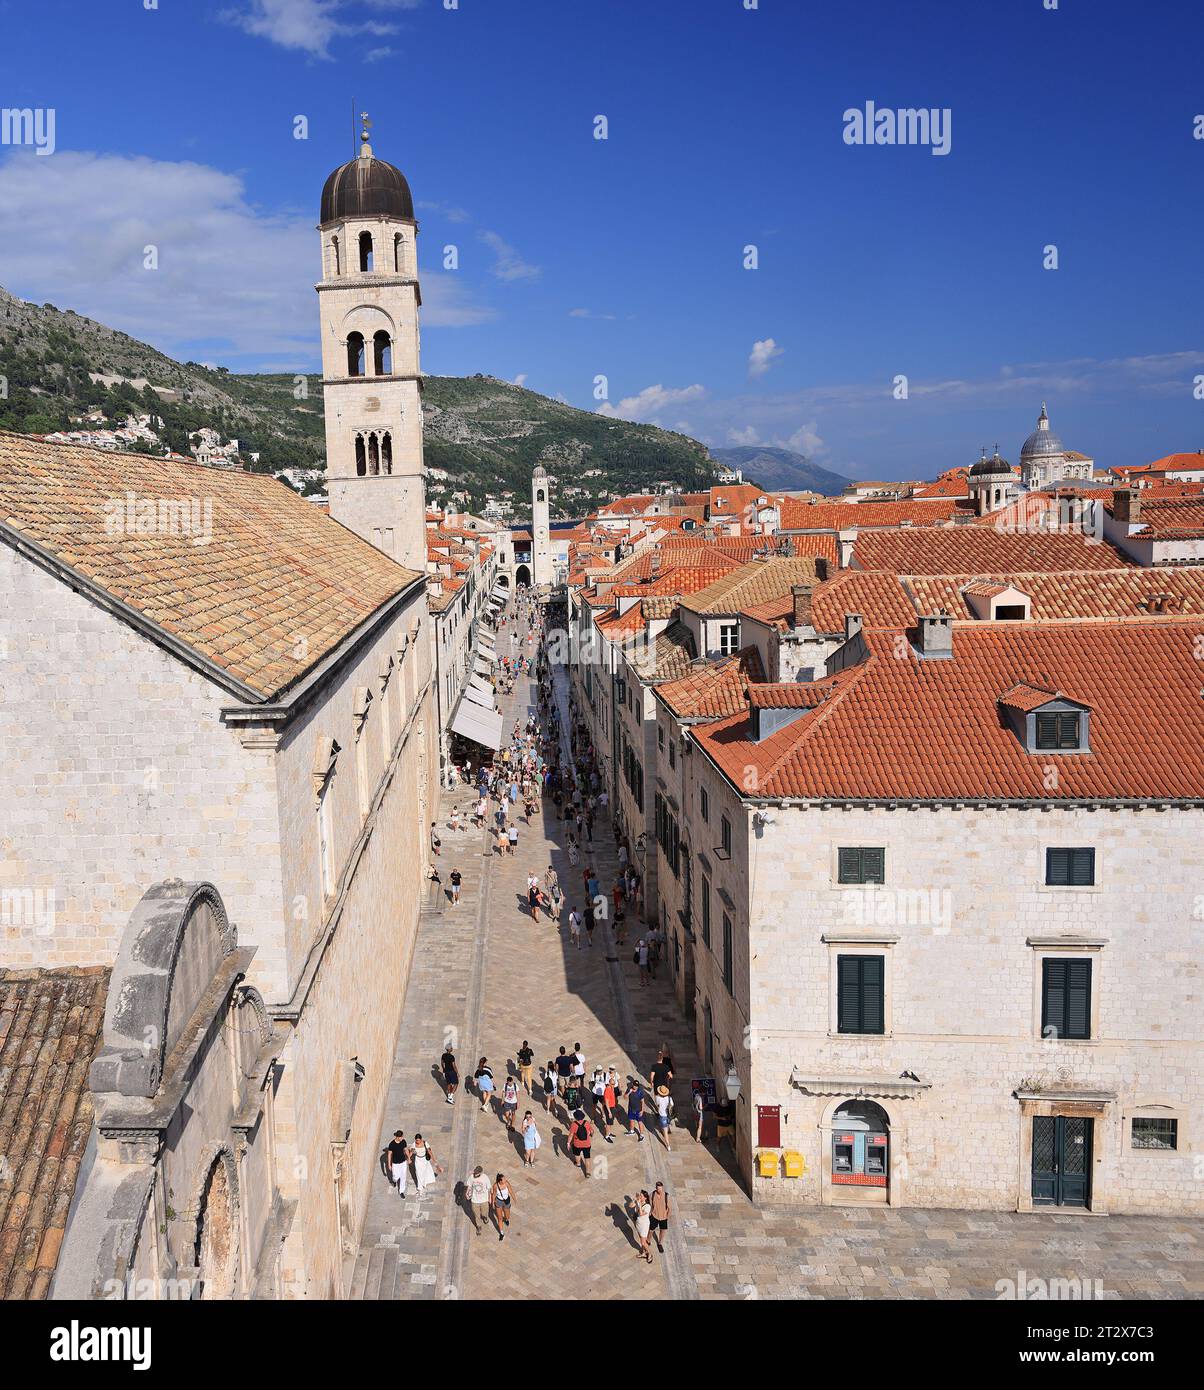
top-left (657, 648), bottom-right (765, 719)
top-left (0, 431), bottom-right (423, 700)
top-left (694, 619), bottom-right (1204, 802)
top-left (852, 526), bottom-right (1134, 573)
top-left (779, 496), bottom-right (971, 529)
top-left (0, 966), bottom-right (110, 1299)
top-left (679, 557), bottom-right (823, 616)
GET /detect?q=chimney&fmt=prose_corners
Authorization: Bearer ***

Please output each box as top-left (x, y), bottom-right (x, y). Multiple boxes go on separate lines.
top-left (814, 556), bottom-right (829, 582)
top-left (1112, 486), bottom-right (1141, 525)
top-left (917, 611), bottom-right (954, 659)
top-left (844, 612), bottom-right (863, 642)
top-left (791, 584), bottom-right (813, 628)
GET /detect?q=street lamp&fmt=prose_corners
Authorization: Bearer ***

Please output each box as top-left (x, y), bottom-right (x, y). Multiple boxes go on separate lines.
top-left (723, 1060), bottom-right (741, 1104)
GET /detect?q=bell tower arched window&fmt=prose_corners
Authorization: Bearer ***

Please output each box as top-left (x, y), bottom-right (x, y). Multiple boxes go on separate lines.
top-left (368, 433), bottom-right (380, 475)
top-left (355, 434), bottom-right (366, 476)
top-left (373, 330), bottom-right (392, 375)
top-left (346, 332), bottom-right (365, 377)
top-left (359, 231), bottom-right (373, 272)
top-left (537, 489), bottom-right (545, 503)
top-left (331, 235), bottom-right (340, 276)
top-left (393, 233), bottom-right (402, 272)
top-left (381, 431), bottom-right (393, 475)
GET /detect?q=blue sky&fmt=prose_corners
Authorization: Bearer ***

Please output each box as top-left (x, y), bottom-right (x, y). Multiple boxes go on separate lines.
top-left (1, 0), bottom-right (1201, 478)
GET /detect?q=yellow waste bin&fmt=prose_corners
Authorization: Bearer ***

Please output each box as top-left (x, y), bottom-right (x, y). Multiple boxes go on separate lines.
top-left (756, 1150), bottom-right (780, 1178)
top-left (782, 1150), bottom-right (806, 1178)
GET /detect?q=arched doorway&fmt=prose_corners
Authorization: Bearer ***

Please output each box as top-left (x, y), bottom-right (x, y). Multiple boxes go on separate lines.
top-left (828, 1099), bottom-right (890, 1204)
top-left (515, 563), bottom-right (531, 588)
top-left (193, 1151), bottom-right (239, 1299)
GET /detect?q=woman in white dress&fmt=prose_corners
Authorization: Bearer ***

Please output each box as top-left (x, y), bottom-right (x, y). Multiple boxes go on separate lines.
top-left (411, 1134), bottom-right (440, 1194)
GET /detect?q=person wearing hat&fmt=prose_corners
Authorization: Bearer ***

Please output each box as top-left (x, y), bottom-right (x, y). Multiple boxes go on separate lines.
top-left (466, 1165), bottom-right (491, 1233)
top-left (654, 1084), bottom-right (674, 1151)
top-left (569, 1107), bottom-right (594, 1177)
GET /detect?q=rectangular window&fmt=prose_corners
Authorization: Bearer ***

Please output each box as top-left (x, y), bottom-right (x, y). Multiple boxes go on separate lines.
top-left (722, 914), bottom-right (733, 993)
top-left (837, 955), bottom-right (884, 1034)
top-left (837, 846), bottom-right (886, 885)
top-left (718, 623), bottom-right (739, 656)
top-left (657, 725), bottom-right (664, 750)
top-left (701, 877), bottom-right (711, 948)
top-left (1036, 710), bottom-right (1082, 750)
top-left (1131, 1118), bottom-right (1177, 1151)
top-left (669, 740), bottom-right (676, 769)
top-left (1041, 958), bottom-right (1092, 1040)
top-left (1046, 847), bottom-right (1095, 887)
top-left (700, 786), bottom-right (709, 823)
top-left (720, 815), bottom-right (732, 857)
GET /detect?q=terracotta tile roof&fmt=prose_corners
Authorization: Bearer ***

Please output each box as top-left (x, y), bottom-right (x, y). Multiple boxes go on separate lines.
top-left (679, 557), bottom-right (823, 616)
top-left (0, 431), bottom-right (423, 700)
top-left (779, 496), bottom-right (970, 530)
top-left (627, 620), bottom-right (697, 681)
top-left (657, 648), bottom-right (765, 719)
top-left (0, 966), bottom-right (110, 1299)
top-left (747, 681), bottom-right (837, 710)
top-left (997, 682), bottom-right (1066, 713)
top-left (693, 619), bottom-right (1204, 802)
top-left (599, 494), bottom-right (656, 516)
top-left (912, 469), bottom-right (971, 499)
top-left (852, 526), bottom-right (1134, 573)
top-left (906, 568), bottom-right (1204, 620)
top-left (783, 532), bottom-right (841, 566)
top-left (1114, 496), bottom-right (1204, 537)
top-left (1143, 453), bottom-right (1204, 473)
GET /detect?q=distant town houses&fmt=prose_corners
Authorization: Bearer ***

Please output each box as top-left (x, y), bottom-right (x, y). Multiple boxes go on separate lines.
top-left (563, 410), bottom-right (1204, 1221)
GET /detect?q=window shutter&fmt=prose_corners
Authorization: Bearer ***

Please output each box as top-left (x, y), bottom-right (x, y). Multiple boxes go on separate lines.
top-left (861, 956), bottom-right (884, 1033)
top-left (1070, 849), bottom-right (1095, 886)
top-left (1065, 959), bottom-right (1091, 1039)
top-left (1042, 958), bottom-right (1066, 1036)
top-left (837, 955), bottom-right (861, 1031)
top-left (838, 847), bottom-right (860, 883)
top-left (863, 847), bottom-right (885, 884)
top-left (1046, 849), bottom-right (1070, 886)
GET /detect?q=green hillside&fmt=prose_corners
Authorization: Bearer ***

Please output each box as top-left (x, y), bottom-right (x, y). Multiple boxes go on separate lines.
top-left (0, 288), bottom-right (714, 516)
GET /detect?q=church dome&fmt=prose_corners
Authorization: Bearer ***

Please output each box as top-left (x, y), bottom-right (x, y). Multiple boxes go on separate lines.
top-left (970, 448), bottom-right (1011, 478)
top-left (1020, 403), bottom-right (1064, 460)
top-left (321, 148), bottom-right (414, 224)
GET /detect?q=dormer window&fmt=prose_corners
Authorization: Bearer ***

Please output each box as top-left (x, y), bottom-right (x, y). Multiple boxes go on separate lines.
top-left (998, 685), bottom-right (1092, 754)
top-left (1035, 711), bottom-right (1082, 751)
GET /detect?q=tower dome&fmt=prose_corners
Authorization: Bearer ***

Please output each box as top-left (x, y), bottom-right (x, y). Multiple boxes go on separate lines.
top-left (1020, 403), bottom-right (1064, 461)
top-left (970, 446), bottom-right (1011, 478)
top-left (320, 124), bottom-right (414, 224)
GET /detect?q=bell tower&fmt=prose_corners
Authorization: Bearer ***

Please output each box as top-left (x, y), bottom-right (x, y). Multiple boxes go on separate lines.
top-left (531, 464), bottom-right (552, 587)
top-left (318, 115), bottom-right (426, 571)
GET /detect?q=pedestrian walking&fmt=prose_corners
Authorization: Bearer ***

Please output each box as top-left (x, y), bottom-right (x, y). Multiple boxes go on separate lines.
top-left (475, 1057), bottom-right (495, 1112)
top-left (649, 1181), bottom-right (672, 1253)
top-left (386, 1130), bottom-right (409, 1198)
top-left (693, 1086), bottom-right (707, 1143)
top-left (521, 1111), bottom-right (541, 1166)
top-left (516, 1040), bottom-right (534, 1094)
top-left (500, 1075), bottom-right (519, 1130)
top-left (430, 822), bottom-right (441, 856)
top-left (411, 1135), bottom-right (441, 1195)
top-left (542, 1064), bottom-right (557, 1114)
top-left (507, 824), bottom-right (518, 855)
top-left (491, 1173), bottom-right (514, 1241)
top-left (569, 1109), bottom-right (594, 1178)
top-left (449, 868), bottom-right (462, 907)
top-left (568, 906), bottom-right (581, 949)
top-left (654, 1085), bottom-right (674, 1150)
top-left (584, 901), bottom-right (596, 948)
top-left (625, 1078), bottom-right (646, 1141)
top-left (628, 1190), bottom-right (654, 1263)
top-left (441, 1046), bottom-right (459, 1104)
top-left (555, 1045), bottom-right (573, 1095)
top-left (466, 1165), bottom-right (491, 1234)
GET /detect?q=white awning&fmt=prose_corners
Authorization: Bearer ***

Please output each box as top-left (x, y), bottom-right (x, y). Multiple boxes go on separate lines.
top-left (474, 654), bottom-right (494, 675)
top-left (450, 699), bottom-right (503, 750)
top-left (464, 683), bottom-right (496, 711)
top-left (468, 674), bottom-right (495, 700)
top-left (491, 585), bottom-right (507, 600)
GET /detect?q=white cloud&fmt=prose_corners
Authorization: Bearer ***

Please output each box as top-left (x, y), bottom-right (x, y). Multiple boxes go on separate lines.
top-left (220, 0), bottom-right (404, 59)
top-left (596, 383), bottom-right (707, 424)
top-left (726, 425), bottom-right (760, 446)
top-left (513, 373), bottom-right (528, 387)
top-left (364, 45), bottom-right (396, 62)
top-left (783, 420), bottom-right (823, 454)
top-left (748, 337), bottom-right (784, 378)
top-left (479, 230), bottom-right (540, 282)
top-left (569, 307), bottom-right (616, 320)
top-left (0, 148), bottom-right (493, 365)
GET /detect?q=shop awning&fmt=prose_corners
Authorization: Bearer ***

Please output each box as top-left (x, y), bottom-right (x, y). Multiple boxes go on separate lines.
top-left (450, 699), bottom-right (503, 751)
top-left (474, 654), bottom-right (494, 676)
top-left (468, 674), bottom-right (495, 701)
top-left (475, 645), bottom-right (496, 665)
top-left (464, 683), bottom-right (496, 711)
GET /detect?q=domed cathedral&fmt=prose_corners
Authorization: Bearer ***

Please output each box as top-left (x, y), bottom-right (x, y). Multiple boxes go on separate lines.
top-left (318, 115), bottom-right (426, 571)
top-left (1018, 402), bottom-right (1095, 489)
top-left (531, 464), bottom-right (553, 587)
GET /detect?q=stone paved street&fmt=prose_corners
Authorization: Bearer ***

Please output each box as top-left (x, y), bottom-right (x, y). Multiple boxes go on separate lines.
top-left (350, 608), bottom-right (1204, 1302)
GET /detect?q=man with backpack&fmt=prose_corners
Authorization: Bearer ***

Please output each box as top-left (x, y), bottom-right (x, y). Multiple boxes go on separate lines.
top-left (569, 1108), bottom-right (594, 1177)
